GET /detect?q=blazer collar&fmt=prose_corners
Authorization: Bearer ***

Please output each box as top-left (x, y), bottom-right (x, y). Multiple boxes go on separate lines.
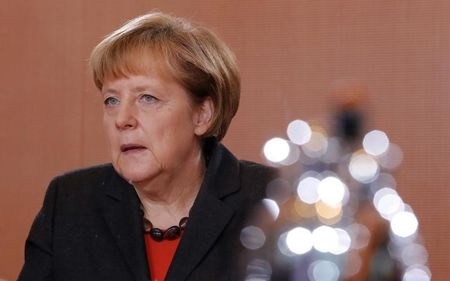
top-left (166, 141), bottom-right (241, 281)
top-left (100, 140), bottom-right (241, 281)
top-left (100, 170), bottom-right (150, 281)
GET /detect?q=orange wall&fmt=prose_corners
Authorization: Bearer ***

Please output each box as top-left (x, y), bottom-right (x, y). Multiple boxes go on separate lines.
top-left (1, 1), bottom-right (450, 279)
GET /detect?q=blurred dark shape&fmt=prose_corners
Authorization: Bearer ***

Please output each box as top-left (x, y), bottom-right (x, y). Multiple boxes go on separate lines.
top-left (331, 79), bottom-right (367, 144)
top-left (331, 80), bottom-right (401, 281)
top-left (335, 109), bottom-right (363, 143)
top-left (238, 80), bottom-right (428, 281)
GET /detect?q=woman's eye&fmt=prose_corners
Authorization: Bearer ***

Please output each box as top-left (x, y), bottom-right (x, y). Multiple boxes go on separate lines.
top-left (140, 94), bottom-right (157, 104)
top-left (104, 96), bottom-right (119, 107)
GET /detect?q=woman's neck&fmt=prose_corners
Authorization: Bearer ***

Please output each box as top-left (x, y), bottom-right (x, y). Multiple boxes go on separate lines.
top-left (133, 151), bottom-right (205, 229)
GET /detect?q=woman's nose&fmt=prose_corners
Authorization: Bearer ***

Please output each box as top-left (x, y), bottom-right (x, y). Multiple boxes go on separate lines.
top-left (115, 103), bottom-right (138, 130)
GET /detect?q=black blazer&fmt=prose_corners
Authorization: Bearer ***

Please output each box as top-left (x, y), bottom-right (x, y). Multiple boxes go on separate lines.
top-left (18, 142), bottom-right (276, 281)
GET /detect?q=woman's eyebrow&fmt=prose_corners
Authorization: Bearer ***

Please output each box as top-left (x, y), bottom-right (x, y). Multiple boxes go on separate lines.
top-left (134, 86), bottom-right (151, 92)
top-left (101, 88), bottom-right (119, 95)
top-left (133, 85), bottom-right (164, 95)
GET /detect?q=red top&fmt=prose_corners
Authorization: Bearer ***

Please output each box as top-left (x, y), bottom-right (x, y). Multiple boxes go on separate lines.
top-left (144, 234), bottom-right (181, 281)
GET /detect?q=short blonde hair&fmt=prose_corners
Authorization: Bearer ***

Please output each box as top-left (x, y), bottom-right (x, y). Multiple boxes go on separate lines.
top-left (89, 12), bottom-right (240, 141)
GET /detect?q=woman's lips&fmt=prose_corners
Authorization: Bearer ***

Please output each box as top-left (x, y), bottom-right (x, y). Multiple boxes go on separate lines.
top-left (120, 144), bottom-right (147, 153)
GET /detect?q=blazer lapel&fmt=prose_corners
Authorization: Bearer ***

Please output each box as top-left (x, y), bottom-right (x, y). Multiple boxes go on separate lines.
top-left (99, 169), bottom-right (150, 281)
top-left (166, 143), bottom-right (240, 281)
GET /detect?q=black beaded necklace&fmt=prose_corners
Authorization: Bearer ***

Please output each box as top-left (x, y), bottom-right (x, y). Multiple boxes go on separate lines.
top-left (143, 216), bottom-right (188, 242)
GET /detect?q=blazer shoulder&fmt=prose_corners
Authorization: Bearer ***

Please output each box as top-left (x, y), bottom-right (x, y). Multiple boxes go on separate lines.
top-left (55, 163), bottom-right (114, 183)
top-left (239, 160), bottom-right (278, 181)
top-left (48, 163), bottom-right (117, 199)
top-left (238, 160), bottom-right (278, 200)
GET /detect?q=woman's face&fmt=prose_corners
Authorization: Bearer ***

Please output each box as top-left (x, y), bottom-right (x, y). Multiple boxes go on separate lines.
top-left (101, 71), bottom-right (212, 185)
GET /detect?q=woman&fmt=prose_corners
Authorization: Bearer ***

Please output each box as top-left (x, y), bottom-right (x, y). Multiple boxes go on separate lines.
top-left (18, 12), bottom-right (275, 281)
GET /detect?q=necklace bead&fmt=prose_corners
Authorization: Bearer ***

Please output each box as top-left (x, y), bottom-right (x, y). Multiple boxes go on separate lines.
top-left (143, 216), bottom-right (188, 242)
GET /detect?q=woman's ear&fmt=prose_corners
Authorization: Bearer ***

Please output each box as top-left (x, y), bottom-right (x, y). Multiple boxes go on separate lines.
top-left (194, 97), bottom-right (214, 136)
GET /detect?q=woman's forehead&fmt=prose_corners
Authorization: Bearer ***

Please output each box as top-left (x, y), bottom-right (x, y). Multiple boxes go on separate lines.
top-left (100, 52), bottom-right (187, 96)
top-left (107, 50), bottom-right (172, 79)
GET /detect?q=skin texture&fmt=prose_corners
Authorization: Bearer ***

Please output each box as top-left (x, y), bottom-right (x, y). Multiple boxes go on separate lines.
top-left (101, 69), bottom-right (213, 228)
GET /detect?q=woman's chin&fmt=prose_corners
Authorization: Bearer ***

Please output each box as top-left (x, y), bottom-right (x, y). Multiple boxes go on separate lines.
top-left (115, 165), bottom-right (157, 185)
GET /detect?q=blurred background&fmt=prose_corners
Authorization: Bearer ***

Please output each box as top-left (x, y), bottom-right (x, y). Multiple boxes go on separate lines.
top-left (1, 0), bottom-right (449, 280)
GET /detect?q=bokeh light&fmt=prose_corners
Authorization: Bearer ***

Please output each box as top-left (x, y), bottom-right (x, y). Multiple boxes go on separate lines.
top-left (317, 176), bottom-right (347, 207)
top-left (294, 199), bottom-right (317, 218)
top-left (263, 138), bottom-right (290, 163)
top-left (322, 137), bottom-right (342, 164)
top-left (312, 225), bottom-right (338, 253)
top-left (349, 152), bottom-right (379, 183)
top-left (390, 211), bottom-right (419, 238)
top-left (280, 142), bottom-right (301, 166)
top-left (262, 198), bottom-right (280, 221)
top-left (297, 176), bottom-right (321, 204)
top-left (287, 119), bottom-right (312, 145)
top-left (363, 130), bottom-right (389, 156)
top-left (315, 201), bottom-right (342, 223)
top-left (266, 178), bottom-right (292, 205)
top-left (401, 243), bottom-right (429, 266)
top-left (245, 258), bottom-right (272, 281)
top-left (278, 232), bottom-right (296, 257)
top-left (240, 226), bottom-right (266, 250)
top-left (370, 173), bottom-right (397, 194)
top-left (373, 187), bottom-right (404, 220)
top-left (373, 187), bottom-right (397, 206)
top-left (286, 227), bottom-right (313, 255)
top-left (330, 228), bottom-right (352, 255)
top-left (378, 143), bottom-right (403, 170)
top-left (375, 193), bottom-right (404, 220)
top-left (302, 130), bottom-right (328, 158)
top-left (308, 260), bottom-right (340, 281)
top-left (402, 266), bottom-right (431, 281)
